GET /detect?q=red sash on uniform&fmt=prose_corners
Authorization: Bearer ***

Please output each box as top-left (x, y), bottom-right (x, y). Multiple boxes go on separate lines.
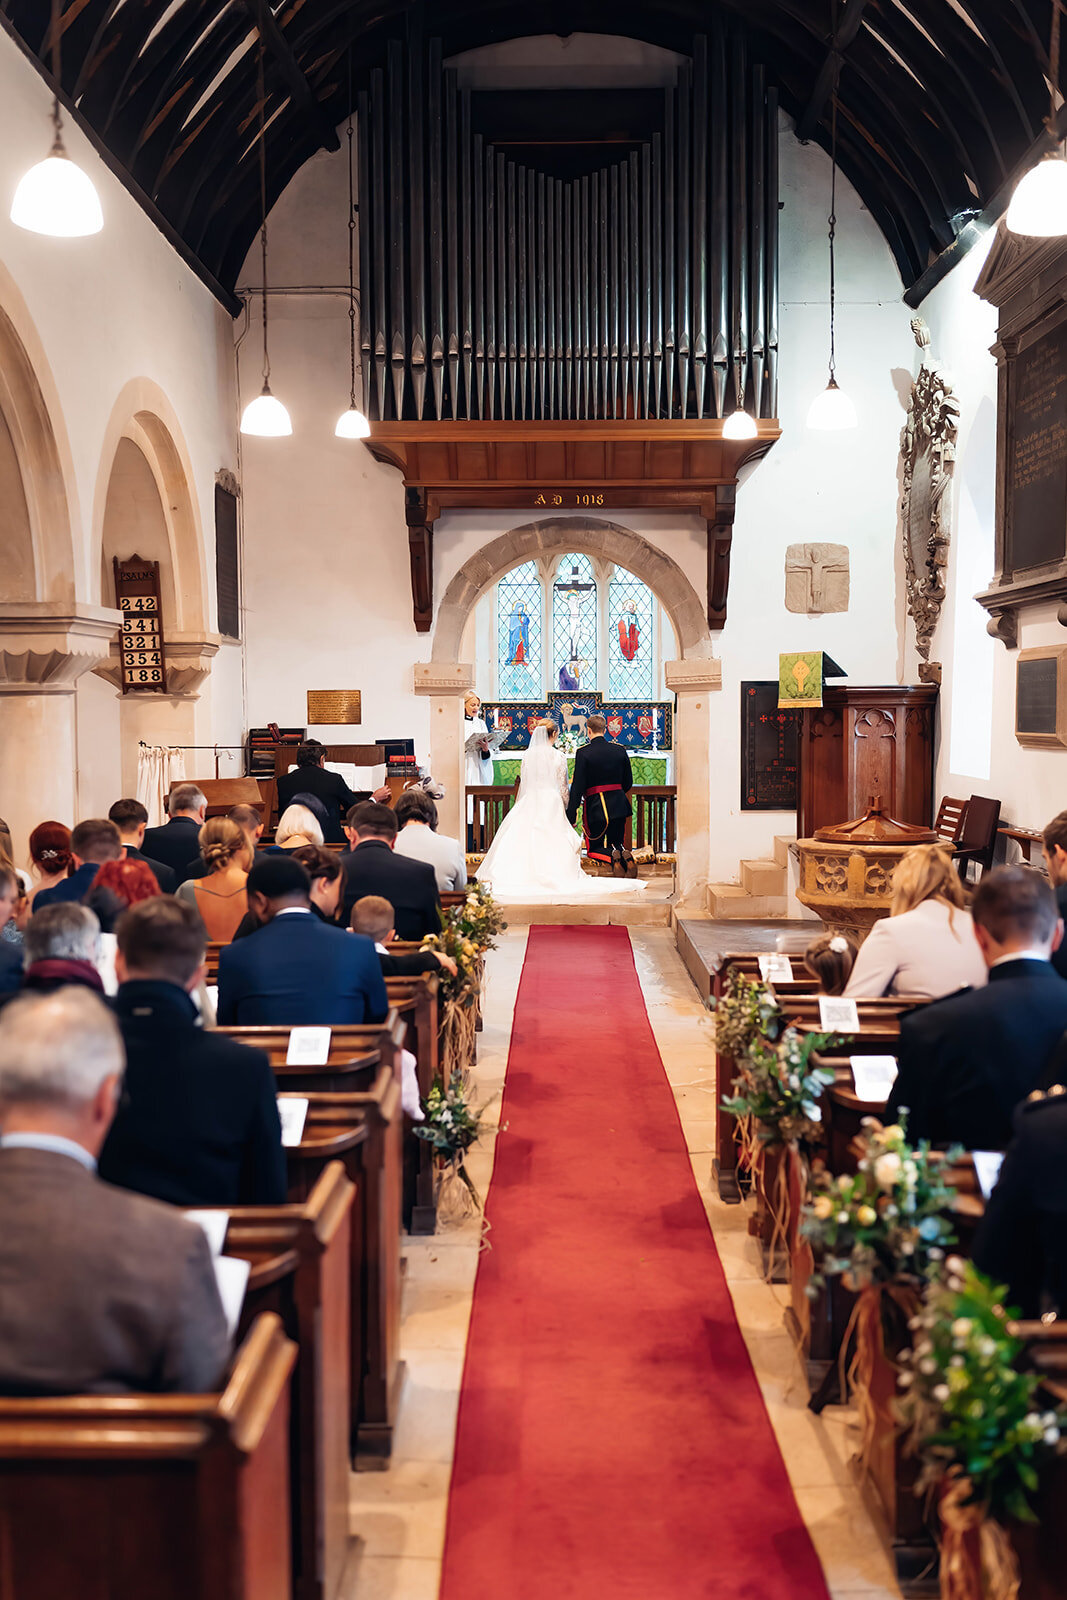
top-left (583, 784), bottom-right (624, 861)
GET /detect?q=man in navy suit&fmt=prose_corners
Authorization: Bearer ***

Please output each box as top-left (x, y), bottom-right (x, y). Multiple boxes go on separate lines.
top-left (99, 897), bottom-right (286, 1207)
top-left (340, 801), bottom-right (441, 940)
top-left (32, 818), bottom-right (122, 909)
top-left (887, 866), bottom-right (1067, 1150)
top-left (217, 855), bottom-right (388, 1026)
top-left (142, 784), bottom-right (207, 884)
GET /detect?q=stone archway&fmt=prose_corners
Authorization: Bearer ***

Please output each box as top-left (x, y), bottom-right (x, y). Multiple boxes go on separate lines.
top-left (417, 516), bottom-right (721, 907)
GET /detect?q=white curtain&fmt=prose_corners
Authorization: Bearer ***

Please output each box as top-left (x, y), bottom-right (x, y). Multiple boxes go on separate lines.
top-left (136, 745), bottom-right (187, 827)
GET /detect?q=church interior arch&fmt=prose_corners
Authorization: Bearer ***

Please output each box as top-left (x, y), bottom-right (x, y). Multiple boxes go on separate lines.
top-left (0, 299), bottom-right (75, 605)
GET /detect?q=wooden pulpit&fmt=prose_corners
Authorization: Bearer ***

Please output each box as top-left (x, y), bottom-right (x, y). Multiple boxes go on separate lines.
top-left (797, 685), bottom-right (937, 838)
top-left (173, 778), bottom-right (266, 819)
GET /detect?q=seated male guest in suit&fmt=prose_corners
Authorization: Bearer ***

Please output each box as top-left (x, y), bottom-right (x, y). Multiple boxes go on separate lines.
top-left (107, 798), bottom-right (177, 893)
top-left (32, 817), bottom-right (122, 909)
top-left (972, 1085), bottom-right (1067, 1318)
top-left (20, 904), bottom-right (105, 998)
top-left (0, 987), bottom-right (230, 1395)
top-left (393, 788), bottom-right (467, 891)
top-left (341, 801), bottom-right (441, 941)
top-left (351, 894), bottom-right (458, 977)
top-left (1042, 810), bottom-right (1067, 982)
top-left (142, 783), bottom-right (207, 884)
top-left (887, 866), bottom-right (1067, 1150)
top-left (276, 739), bottom-right (389, 844)
top-left (217, 855), bottom-right (388, 1026)
top-left (98, 899), bottom-right (286, 1207)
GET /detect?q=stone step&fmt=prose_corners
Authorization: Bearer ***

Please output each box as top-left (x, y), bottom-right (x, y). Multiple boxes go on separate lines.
top-left (740, 857), bottom-right (785, 897)
top-left (707, 883), bottom-right (788, 919)
top-left (773, 834), bottom-right (796, 869)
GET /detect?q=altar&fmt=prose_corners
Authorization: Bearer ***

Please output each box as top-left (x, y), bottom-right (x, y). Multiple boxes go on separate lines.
top-left (479, 691), bottom-right (673, 754)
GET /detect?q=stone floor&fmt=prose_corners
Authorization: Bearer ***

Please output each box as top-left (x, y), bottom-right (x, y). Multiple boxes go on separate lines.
top-left (342, 925), bottom-right (902, 1600)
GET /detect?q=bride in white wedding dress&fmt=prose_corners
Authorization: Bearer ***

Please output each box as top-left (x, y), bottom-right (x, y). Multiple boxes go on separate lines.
top-left (476, 722), bottom-right (645, 898)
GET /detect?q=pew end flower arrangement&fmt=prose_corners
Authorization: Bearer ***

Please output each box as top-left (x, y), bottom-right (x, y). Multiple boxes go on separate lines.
top-left (899, 1261), bottom-right (1066, 1600)
top-left (415, 1070), bottom-right (493, 1223)
top-left (421, 882), bottom-right (507, 1083)
top-left (802, 1118), bottom-right (961, 1478)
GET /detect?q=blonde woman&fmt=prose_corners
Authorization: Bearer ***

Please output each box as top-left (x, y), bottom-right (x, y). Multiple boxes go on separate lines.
top-left (274, 803), bottom-right (325, 851)
top-left (176, 817), bottom-right (252, 943)
top-left (844, 843), bottom-right (987, 999)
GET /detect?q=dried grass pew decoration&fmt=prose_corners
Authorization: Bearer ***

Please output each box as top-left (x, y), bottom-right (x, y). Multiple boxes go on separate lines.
top-left (802, 1117), bottom-right (960, 1478)
top-left (714, 967), bottom-right (834, 1279)
top-left (899, 1262), bottom-right (1067, 1600)
top-left (420, 882), bottom-right (506, 1086)
top-left (414, 1070), bottom-right (495, 1226)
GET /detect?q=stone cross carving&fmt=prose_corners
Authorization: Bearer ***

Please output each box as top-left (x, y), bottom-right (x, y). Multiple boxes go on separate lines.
top-left (784, 543), bottom-right (850, 614)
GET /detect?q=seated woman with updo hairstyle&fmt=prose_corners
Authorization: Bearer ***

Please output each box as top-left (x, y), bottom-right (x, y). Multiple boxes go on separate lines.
top-left (803, 931), bottom-right (857, 995)
top-left (27, 820), bottom-right (73, 907)
top-left (175, 817), bottom-right (252, 942)
top-left (843, 841), bottom-right (987, 1000)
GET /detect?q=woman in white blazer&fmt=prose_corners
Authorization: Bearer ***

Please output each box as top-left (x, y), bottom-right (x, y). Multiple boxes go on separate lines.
top-left (844, 843), bottom-right (987, 1000)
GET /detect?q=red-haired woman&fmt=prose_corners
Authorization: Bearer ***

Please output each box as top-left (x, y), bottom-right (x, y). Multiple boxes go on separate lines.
top-left (86, 856), bottom-right (162, 995)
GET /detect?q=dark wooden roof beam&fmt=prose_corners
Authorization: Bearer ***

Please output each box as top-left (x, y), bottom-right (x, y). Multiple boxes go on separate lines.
top-left (237, 0), bottom-right (339, 153)
top-left (795, 0), bottom-right (871, 143)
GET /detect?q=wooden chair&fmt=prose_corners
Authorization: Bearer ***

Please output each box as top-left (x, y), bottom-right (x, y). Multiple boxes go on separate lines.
top-left (953, 793), bottom-right (1002, 880)
top-left (216, 1163), bottom-right (355, 1600)
top-left (283, 1072), bottom-right (404, 1462)
top-left (934, 794), bottom-right (968, 846)
top-left (0, 1314), bottom-right (296, 1600)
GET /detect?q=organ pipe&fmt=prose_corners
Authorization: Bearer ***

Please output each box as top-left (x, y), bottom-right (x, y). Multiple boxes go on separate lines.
top-left (358, 29), bottom-right (779, 421)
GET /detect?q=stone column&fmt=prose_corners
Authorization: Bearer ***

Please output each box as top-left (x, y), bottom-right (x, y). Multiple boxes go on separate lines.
top-left (0, 603), bottom-right (122, 861)
top-left (664, 658), bottom-right (723, 909)
top-left (93, 630), bottom-right (223, 794)
top-left (414, 662), bottom-right (476, 841)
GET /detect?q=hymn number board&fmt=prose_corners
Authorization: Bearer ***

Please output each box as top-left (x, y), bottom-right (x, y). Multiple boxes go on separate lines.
top-left (114, 555), bottom-right (167, 693)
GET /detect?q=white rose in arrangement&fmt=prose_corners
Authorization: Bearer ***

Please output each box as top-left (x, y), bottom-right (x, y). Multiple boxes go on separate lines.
top-left (873, 1152), bottom-right (902, 1188)
top-left (951, 1318), bottom-right (972, 1340)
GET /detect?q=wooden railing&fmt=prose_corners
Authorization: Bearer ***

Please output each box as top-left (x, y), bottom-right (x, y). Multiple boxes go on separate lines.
top-left (467, 785), bottom-right (677, 856)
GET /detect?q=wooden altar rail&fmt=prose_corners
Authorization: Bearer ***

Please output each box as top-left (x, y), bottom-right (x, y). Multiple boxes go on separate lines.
top-left (467, 784), bottom-right (677, 855)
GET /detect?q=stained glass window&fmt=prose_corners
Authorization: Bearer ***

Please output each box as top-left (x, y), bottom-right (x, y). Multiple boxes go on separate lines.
top-left (495, 560), bottom-right (543, 700)
top-left (608, 566), bottom-right (655, 700)
top-left (552, 553), bottom-right (598, 693)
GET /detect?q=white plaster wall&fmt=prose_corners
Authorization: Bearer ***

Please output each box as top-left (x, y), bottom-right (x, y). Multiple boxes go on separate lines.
top-left (237, 100), bottom-right (915, 884)
top-left (0, 29), bottom-right (241, 835)
top-left (921, 228), bottom-right (1067, 839)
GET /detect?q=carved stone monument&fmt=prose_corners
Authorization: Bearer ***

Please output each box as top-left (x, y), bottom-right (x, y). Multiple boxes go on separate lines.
top-left (899, 317), bottom-right (958, 685)
top-left (784, 543), bottom-right (849, 614)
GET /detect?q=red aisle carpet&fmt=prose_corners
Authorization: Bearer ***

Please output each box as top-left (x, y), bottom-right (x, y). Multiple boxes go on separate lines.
top-left (438, 925), bottom-right (831, 1600)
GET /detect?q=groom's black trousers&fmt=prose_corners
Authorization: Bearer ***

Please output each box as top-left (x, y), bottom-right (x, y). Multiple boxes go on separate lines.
top-left (585, 814), bottom-right (627, 863)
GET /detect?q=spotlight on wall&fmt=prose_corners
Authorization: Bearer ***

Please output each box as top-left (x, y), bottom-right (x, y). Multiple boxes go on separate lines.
top-left (10, 0), bottom-right (102, 237)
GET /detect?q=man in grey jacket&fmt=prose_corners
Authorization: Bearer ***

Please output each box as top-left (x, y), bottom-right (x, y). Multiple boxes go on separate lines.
top-left (0, 986), bottom-right (231, 1396)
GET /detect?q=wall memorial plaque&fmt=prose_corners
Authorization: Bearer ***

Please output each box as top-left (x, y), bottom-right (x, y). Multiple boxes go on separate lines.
top-left (1015, 647), bottom-right (1067, 749)
top-left (113, 555), bottom-right (166, 693)
top-left (1009, 318), bottom-right (1067, 575)
top-left (307, 690), bottom-right (363, 725)
top-left (741, 682), bottom-right (800, 810)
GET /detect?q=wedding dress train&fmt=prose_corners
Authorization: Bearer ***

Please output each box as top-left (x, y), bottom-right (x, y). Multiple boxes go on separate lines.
top-left (475, 726), bottom-right (645, 898)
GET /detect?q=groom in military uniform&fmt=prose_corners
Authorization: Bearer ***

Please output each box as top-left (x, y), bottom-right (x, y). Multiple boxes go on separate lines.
top-left (566, 714), bottom-right (636, 876)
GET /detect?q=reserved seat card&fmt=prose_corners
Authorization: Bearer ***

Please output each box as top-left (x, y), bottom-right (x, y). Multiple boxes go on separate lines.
top-left (278, 1095), bottom-right (310, 1147)
top-left (758, 954), bottom-right (794, 982)
top-left (849, 1055), bottom-right (898, 1104)
top-left (819, 996), bottom-right (860, 1033)
top-left (213, 1255), bottom-right (251, 1339)
top-left (286, 1026), bottom-right (331, 1066)
top-left (972, 1151), bottom-right (1005, 1201)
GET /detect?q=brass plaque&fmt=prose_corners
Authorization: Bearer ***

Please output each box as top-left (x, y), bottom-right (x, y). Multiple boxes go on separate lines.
top-left (307, 690), bottom-right (362, 725)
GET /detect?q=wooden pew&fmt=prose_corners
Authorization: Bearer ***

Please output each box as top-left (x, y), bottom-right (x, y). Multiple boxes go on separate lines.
top-left (283, 1073), bottom-right (404, 1462)
top-left (0, 1314), bottom-right (296, 1600)
top-left (218, 1014), bottom-right (404, 1095)
top-left (211, 1162), bottom-right (355, 1600)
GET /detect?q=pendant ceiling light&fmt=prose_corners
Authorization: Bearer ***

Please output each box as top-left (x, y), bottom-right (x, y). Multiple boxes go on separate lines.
top-left (1007, 0), bottom-right (1067, 235)
top-left (241, 14), bottom-right (292, 438)
top-left (722, 343), bottom-right (758, 439)
top-left (807, 30), bottom-right (856, 431)
top-left (10, 0), bottom-right (102, 237)
top-left (336, 83), bottom-right (371, 440)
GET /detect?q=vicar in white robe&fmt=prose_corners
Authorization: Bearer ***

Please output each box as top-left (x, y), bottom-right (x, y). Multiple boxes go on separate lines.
top-left (464, 692), bottom-right (493, 787)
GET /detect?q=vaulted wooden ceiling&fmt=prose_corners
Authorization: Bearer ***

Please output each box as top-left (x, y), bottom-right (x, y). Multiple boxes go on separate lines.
top-left (1, 0), bottom-right (1061, 306)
